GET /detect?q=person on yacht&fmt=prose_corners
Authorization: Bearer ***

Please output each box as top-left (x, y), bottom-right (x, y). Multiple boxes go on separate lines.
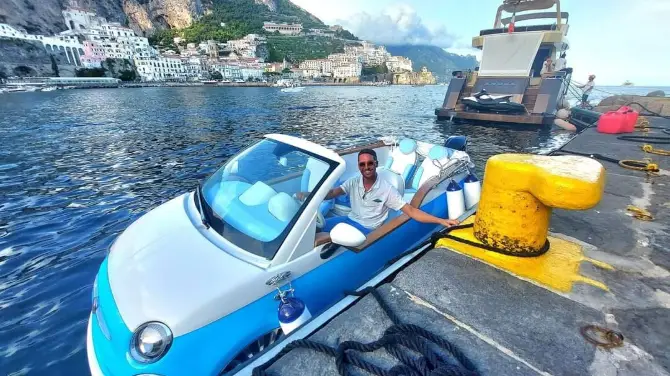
top-left (540, 56), bottom-right (553, 76)
top-left (554, 53), bottom-right (567, 71)
top-left (578, 75), bottom-right (596, 107)
top-left (297, 149), bottom-right (459, 235)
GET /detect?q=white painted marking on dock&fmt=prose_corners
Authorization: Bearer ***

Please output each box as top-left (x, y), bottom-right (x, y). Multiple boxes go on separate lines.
top-left (402, 290), bottom-right (553, 376)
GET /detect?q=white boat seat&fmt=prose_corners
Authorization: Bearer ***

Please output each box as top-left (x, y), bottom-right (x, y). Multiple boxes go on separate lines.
top-left (381, 138), bottom-right (418, 187)
top-left (377, 167), bottom-right (405, 197)
top-left (268, 192), bottom-right (300, 222)
top-left (404, 145), bottom-right (456, 202)
top-left (238, 181), bottom-right (276, 206)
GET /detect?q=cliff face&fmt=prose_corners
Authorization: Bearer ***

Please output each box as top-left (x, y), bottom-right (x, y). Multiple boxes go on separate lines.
top-left (0, 0), bottom-right (207, 36)
top-left (0, 38), bottom-right (76, 78)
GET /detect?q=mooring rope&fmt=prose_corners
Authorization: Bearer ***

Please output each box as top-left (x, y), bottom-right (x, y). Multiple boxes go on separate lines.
top-left (251, 287), bottom-right (479, 376)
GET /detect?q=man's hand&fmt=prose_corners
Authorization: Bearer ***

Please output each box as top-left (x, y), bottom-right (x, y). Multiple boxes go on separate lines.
top-left (400, 205), bottom-right (460, 228)
top-left (295, 192), bottom-right (307, 201)
top-left (440, 218), bottom-right (460, 228)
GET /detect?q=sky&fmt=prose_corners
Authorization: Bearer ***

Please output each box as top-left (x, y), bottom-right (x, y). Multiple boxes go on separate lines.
top-left (290, 0), bottom-right (670, 86)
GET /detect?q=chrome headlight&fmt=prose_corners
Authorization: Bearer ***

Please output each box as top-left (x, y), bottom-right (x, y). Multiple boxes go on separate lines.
top-left (130, 322), bottom-right (173, 363)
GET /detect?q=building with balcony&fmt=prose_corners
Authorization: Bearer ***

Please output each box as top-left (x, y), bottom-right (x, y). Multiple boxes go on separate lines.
top-left (134, 56), bottom-right (186, 81)
top-left (262, 22), bottom-right (303, 35)
top-left (333, 63), bottom-right (362, 79)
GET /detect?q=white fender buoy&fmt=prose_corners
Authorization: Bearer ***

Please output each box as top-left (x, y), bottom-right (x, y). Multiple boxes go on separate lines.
top-left (559, 99), bottom-right (571, 110)
top-left (556, 108), bottom-right (570, 120)
top-left (554, 118), bottom-right (577, 132)
top-left (278, 296), bottom-right (311, 334)
top-left (463, 173), bottom-right (481, 209)
top-left (446, 180), bottom-right (465, 220)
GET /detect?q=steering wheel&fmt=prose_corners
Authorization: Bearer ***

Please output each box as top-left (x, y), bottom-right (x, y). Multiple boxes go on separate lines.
top-left (293, 193), bottom-right (326, 229)
top-left (315, 210), bottom-right (325, 229)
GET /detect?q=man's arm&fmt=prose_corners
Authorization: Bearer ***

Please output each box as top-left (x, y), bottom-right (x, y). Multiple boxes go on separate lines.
top-left (296, 187), bottom-right (344, 201)
top-left (400, 204), bottom-right (459, 228)
top-left (325, 187), bottom-right (345, 200)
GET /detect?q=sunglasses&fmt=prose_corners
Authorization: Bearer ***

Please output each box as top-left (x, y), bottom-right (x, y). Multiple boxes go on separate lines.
top-left (358, 161), bottom-right (376, 168)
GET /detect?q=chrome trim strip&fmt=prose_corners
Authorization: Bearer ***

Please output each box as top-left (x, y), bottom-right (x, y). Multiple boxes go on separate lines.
top-left (92, 298), bottom-right (111, 340)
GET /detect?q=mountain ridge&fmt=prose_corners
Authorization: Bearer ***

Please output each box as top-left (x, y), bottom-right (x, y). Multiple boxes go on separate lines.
top-left (0, 0), bottom-right (479, 72)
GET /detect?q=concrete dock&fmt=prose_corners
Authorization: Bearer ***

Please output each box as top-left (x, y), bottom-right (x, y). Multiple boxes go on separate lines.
top-left (257, 118), bottom-right (670, 376)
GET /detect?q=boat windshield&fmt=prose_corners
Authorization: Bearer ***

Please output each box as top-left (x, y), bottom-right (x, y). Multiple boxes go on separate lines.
top-left (200, 139), bottom-right (336, 260)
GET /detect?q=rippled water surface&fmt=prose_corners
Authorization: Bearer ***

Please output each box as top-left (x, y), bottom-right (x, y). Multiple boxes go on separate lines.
top-left (0, 86), bottom-right (576, 375)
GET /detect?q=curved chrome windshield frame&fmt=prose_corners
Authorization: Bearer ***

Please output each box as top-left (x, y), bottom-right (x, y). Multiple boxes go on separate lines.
top-left (196, 139), bottom-right (338, 261)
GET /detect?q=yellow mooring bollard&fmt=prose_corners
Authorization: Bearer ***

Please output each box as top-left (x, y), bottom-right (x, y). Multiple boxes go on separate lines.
top-left (474, 154), bottom-right (606, 256)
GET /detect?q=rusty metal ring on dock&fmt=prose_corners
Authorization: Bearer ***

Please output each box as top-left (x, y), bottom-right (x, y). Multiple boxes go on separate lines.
top-left (618, 159), bottom-right (660, 173)
top-left (580, 325), bottom-right (624, 349)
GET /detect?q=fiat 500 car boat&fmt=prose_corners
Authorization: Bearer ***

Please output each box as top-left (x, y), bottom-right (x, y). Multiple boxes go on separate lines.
top-left (87, 134), bottom-right (476, 375)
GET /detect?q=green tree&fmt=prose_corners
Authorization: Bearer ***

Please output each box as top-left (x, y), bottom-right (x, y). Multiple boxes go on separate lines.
top-left (75, 67), bottom-right (106, 77)
top-left (210, 71), bottom-right (223, 80)
top-left (362, 64), bottom-right (389, 76)
top-left (104, 58), bottom-right (116, 76)
top-left (118, 70), bottom-right (137, 81)
top-left (282, 67), bottom-right (291, 73)
top-left (336, 29), bottom-right (359, 41)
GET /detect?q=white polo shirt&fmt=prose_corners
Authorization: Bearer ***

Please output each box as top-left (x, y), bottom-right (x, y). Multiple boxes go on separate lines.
top-left (340, 175), bottom-right (406, 230)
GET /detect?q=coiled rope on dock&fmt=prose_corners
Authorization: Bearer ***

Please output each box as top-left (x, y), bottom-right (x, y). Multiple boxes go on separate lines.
top-left (642, 144), bottom-right (670, 156)
top-left (251, 287), bottom-right (480, 376)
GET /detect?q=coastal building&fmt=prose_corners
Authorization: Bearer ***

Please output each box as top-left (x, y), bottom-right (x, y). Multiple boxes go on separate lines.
top-left (206, 40), bottom-right (219, 59)
top-left (2, 6), bottom-right (154, 68)
top-left (262, 22), bottom-right (303, 35)
top-left (345, 42), bottom-right (391, 66)
top-left (386, 56), bottom-right (413, 73)
top-left (298, 59), bottom-right (333, 77)
top-left (182, 57), bottom-right (205, 80)
top-left (81, 40), bottom-right (106, 67)
top-left (321, 60), bottom-right (333, 75)
top-left (62, 7), bottom-right (106, 32)
top-left (327, 53), bottom-right (360, 66)
top-left (333, 62), bottom-right (362, 79)
top-left (134, 56), bottom-right (186, 81)
top-left (217, 64), bottom-right (243, 80)
top-left (266, 61), bottom-right (290, 73)
top-left (240, 66), bottom-right (264, 80)
top-left (301, 69), bottom-right (320, 79)
top-left (298, 60), bottom-right (320, 71)
top-left (225, 34), bottom-right (266, 59)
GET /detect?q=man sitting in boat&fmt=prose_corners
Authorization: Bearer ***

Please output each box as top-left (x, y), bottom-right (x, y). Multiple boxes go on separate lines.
top-left (297, 149), bottom-right (459, 235)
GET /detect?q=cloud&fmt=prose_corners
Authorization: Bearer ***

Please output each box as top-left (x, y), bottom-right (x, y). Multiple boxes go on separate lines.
top-left (337, 5), bottom-right (457, 47)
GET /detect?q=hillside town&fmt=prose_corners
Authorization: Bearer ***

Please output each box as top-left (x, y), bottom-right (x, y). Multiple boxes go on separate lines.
top-left (0, 5), bottom-right (435, 85)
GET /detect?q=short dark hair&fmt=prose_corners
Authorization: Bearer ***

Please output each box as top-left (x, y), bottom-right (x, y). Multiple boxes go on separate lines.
top-left (358, 148), bottom-right (377, 161)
